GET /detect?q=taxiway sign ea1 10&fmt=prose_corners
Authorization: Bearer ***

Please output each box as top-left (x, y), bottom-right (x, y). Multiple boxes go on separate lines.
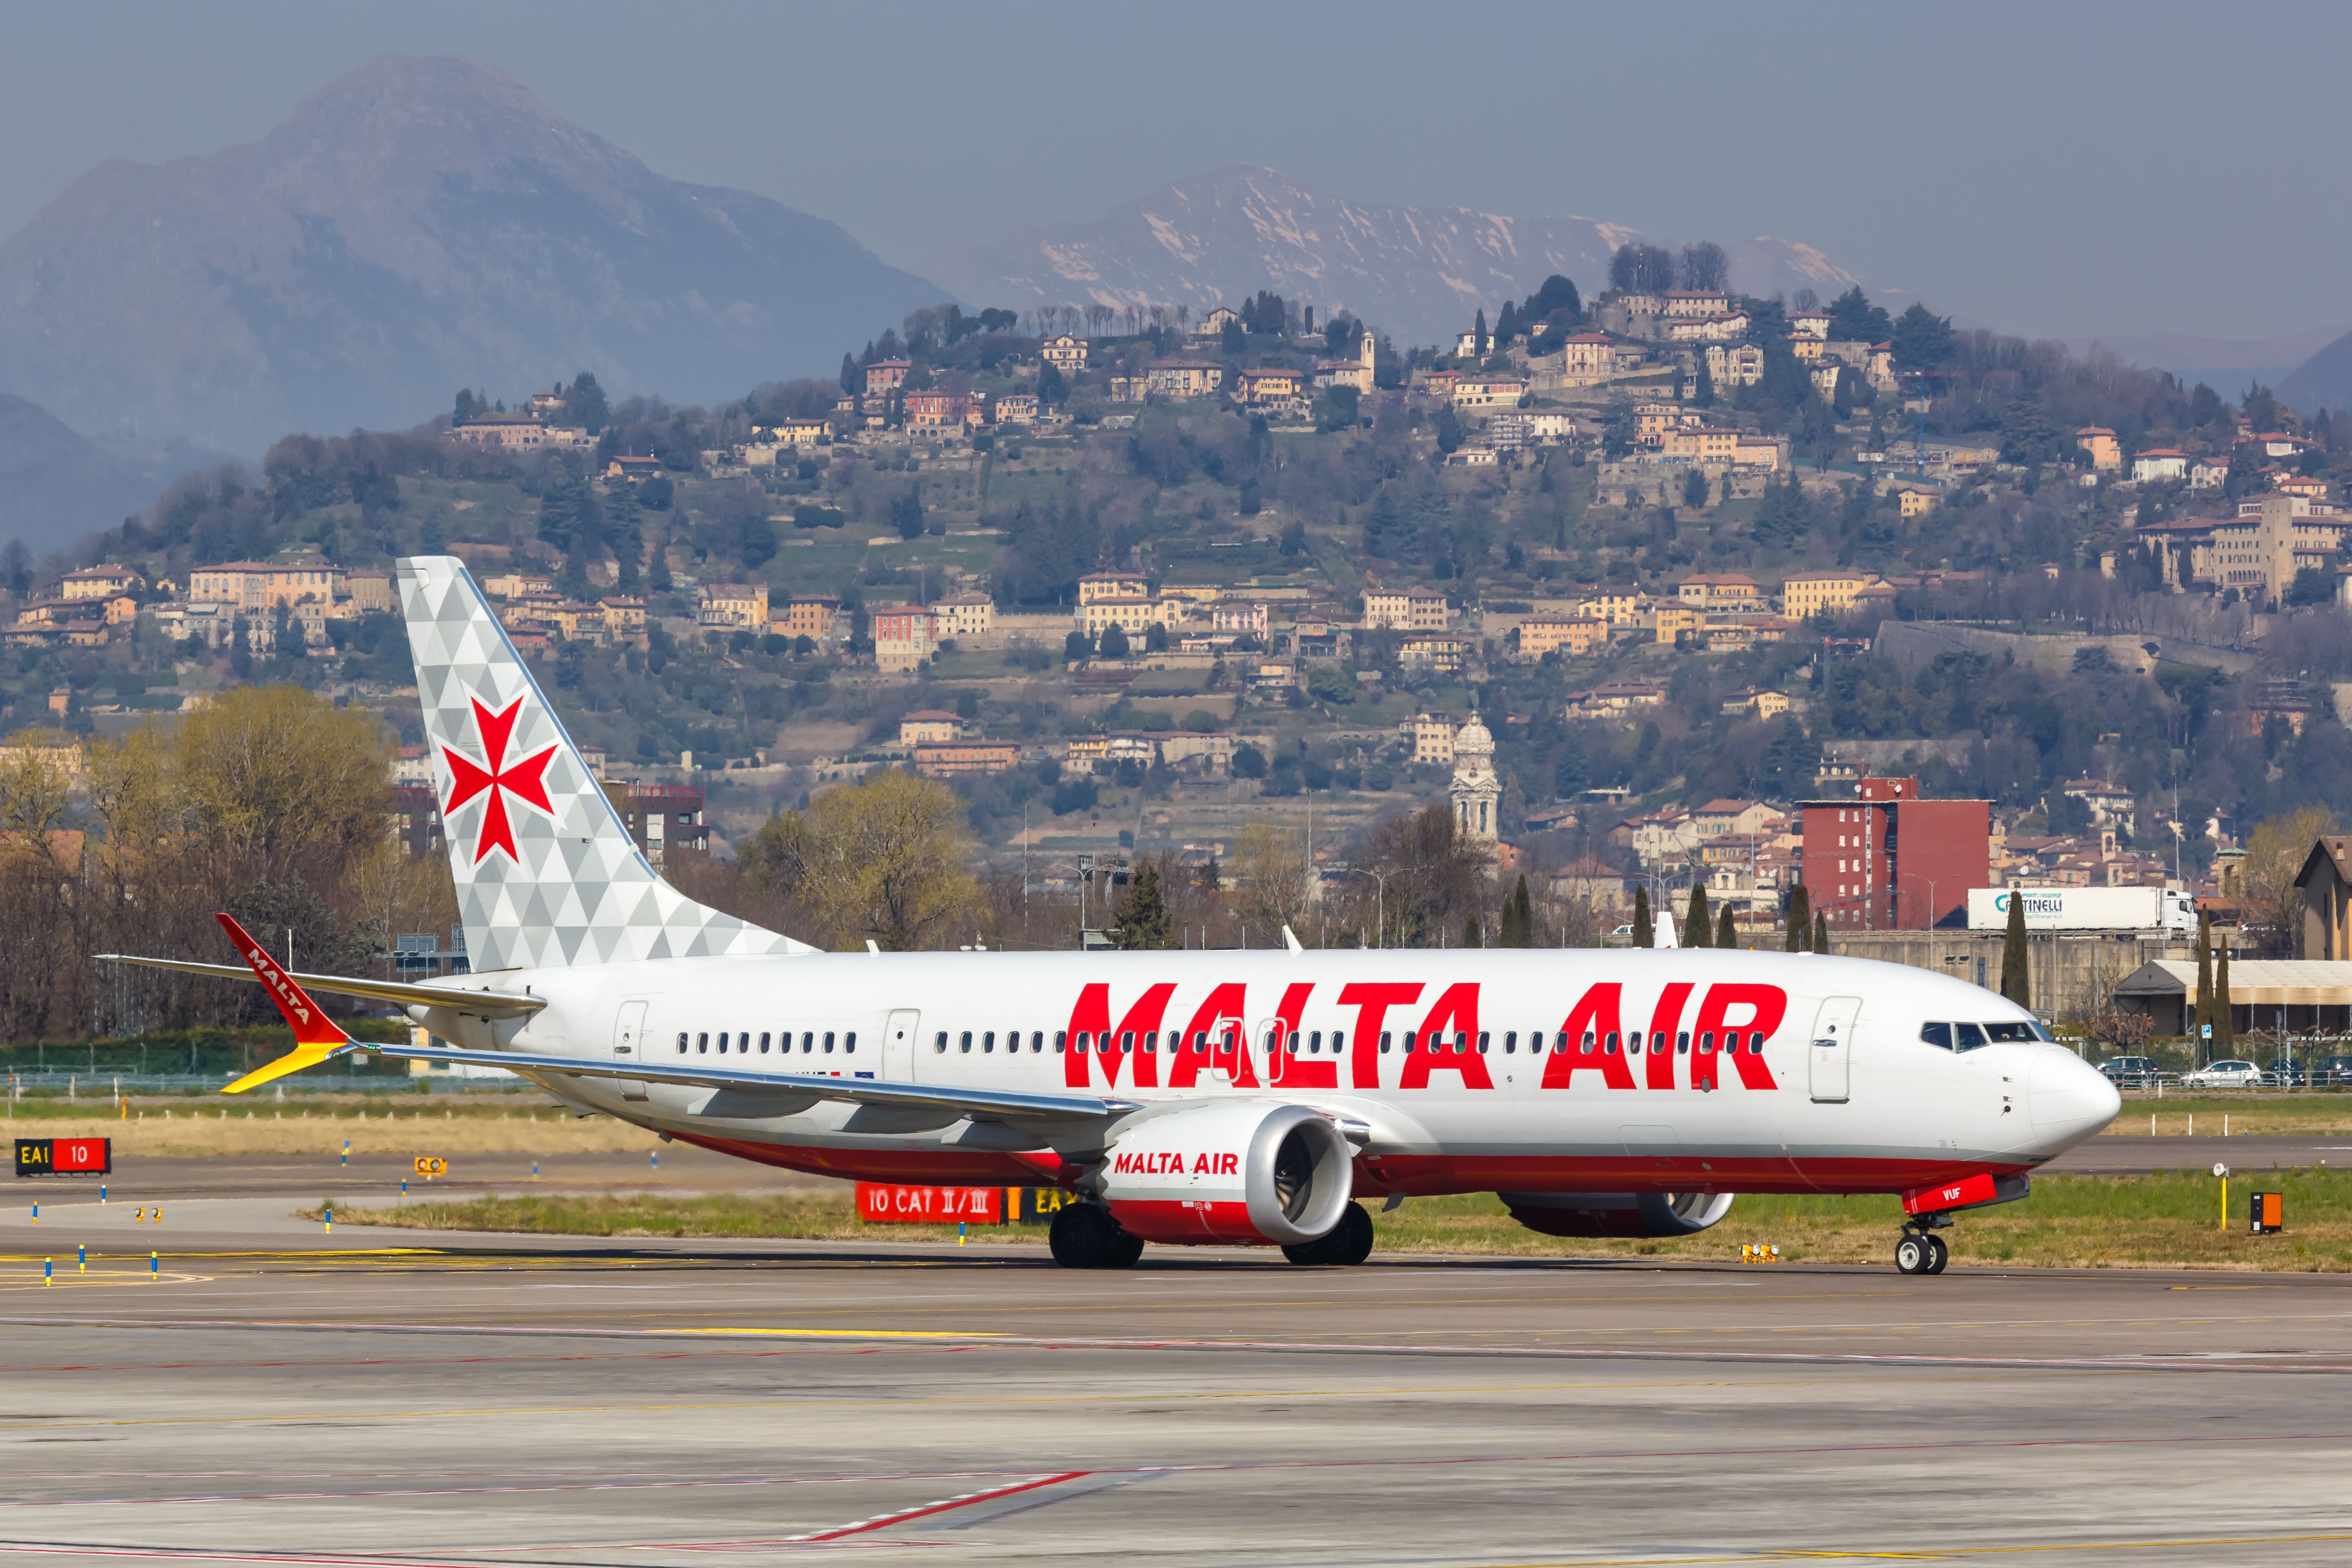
top-left (102, 556), bottom-right (2122, 1274)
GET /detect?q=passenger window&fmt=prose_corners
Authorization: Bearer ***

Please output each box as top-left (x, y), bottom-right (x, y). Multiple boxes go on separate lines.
top-left (1955, 1022), bottom-right (1990, 1052)
top-left (983, 1031), bottom-right (995, 1053)
top-left (1143, 1031), bottom-right (1158, 1055)
top-left (1380, 1031), bottom-right (1392, 1054)
top-left (824, 1032), bottom-right (836, 1054)
top-left (1604, 1031), bottom-right (1619, 1055)
top-left (1920, 1022), bottom-right (1954, 1050)
top-left (1054, 1031), bottom-right (1067, 1053)
top-left (960, 1031), bottom-right (973, 1053)
top-left (677, 1031), bottom-right (688, 1054)
top-left (1120, 1031), bottom-right (1134, 1054)
top-left (801, 1032), bottom-right (814, 1052)
top-left (760, 1032), bottom-right (771, 1053)
top-left (1628, 1031), bottom-right (1643, 1055)
top-left (1581, 1031), bottom-right (1595, 1055)
top-left (1075, 1031), bottom-right (1091, 1049)
top-left (1531, 1031), bottom-right (1547, 1056)
top-left (1454, 1032), bottom-right (1469, 1054)
top-left (1503, 1031), bottom-right (1516, 1053)
top-left (1402, 1030), bottom-right (1417, 1055)
top-left (1477, 1032), bottom-right (1490, 1055)
top-left (844, 1033), bottom-right (855, 1053)
top-left (934, 1031), bottom-right (947, 1052)
top-left (1332, 1030), bottom-right (1345, 1052)
top-left (1677, 1031), bottom-right (1690, 1054)
top-left (1309, 1030), bottom-right (1322, 1053)
top-left (697, 1032), bottom-right (708, 1054)
top-left (1724, 1031), bottom-right (1742, 1053)
top-left (1699, 1031), bottom-right (1715, 1054)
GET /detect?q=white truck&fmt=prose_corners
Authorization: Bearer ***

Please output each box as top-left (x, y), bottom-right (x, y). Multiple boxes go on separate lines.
top-left (1967, 886), bottom-right (2196, 935)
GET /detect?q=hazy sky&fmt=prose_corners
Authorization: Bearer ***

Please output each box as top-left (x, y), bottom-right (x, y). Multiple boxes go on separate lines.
top-left (5, 0), bottom-right (2348, 347)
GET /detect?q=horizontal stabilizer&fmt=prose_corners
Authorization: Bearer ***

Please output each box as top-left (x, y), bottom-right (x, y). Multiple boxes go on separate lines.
top-left (376, 1040), bottom-right (1141, 1123)
top-left (95, 952), bottom-right (546, 1019)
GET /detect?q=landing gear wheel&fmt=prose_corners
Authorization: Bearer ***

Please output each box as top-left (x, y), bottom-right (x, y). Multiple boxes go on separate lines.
top-left (1895, 1234), bottom-right (1932, 1275)
top-left (1923, 1234), bottom-right (1949, 1275)
top-left (1049, 1204), bottom-right (1140, 1269)
top-left (1281, 1202), bottom-right (1376, 1266)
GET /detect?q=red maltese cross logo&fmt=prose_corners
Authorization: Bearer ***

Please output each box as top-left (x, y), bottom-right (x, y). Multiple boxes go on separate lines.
top-left (441, 695), bottom-right (559, 865)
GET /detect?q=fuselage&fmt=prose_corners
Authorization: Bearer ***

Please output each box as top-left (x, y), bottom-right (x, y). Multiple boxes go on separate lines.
top-left (434, 946), bottom-right (2122, 1197)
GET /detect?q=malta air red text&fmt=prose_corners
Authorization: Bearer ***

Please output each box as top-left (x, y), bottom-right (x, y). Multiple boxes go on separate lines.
top-left (1061, 980), bottom-right (1787, 1092)
top-left (1111, 1150), bottom-right (1242, 1176)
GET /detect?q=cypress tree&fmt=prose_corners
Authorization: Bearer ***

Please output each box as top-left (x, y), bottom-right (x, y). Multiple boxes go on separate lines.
top-left (2000, 892), bottom-right (2031, 1007)
top-left (1686, 884), bottom-right (1712, 948)
top-left (1473, 308), bottom-right (1488, 357)
top-left (1500, 875), bottom-right (1535, 947)
top-left (1464, 915), bottom-right (1482, 949)
top-left (2216, 940), bottom-right (2235, 1057)
top-left (1108, 864), bottom-right (1175, 950)
top-left (1717, 906), bottom-right (1737, 949)
top-left (1786, 884), bottom-right (1811, 951)
top-left (1812, 911), bottom-right (1829, 954)
top-left (2194, 911), bottom-right (2215, 1062)
top-left (1632, 886), bottom-right (1653, 948)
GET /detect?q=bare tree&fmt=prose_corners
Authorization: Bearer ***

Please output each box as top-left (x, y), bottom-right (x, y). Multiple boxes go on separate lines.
top-left (1678, 242), bottom-right (1730, 293)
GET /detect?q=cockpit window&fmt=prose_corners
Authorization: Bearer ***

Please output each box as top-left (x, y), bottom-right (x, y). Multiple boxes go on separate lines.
top-left (1983, 1021), bottom-right (2041, 1044)
top-left (1920, 1022), bottom-right (1955, 1051)
top-left (1953, 1022), bottom-right (1990, 1051)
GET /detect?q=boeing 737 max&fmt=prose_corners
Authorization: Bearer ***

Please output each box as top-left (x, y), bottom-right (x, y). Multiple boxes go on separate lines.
top-left (104, 557), bottom-right (2122, 1274)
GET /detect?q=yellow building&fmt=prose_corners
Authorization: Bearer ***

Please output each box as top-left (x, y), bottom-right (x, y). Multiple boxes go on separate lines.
top-left (1578, 589), bottom-right (1649, 626)
top-left (1363, 586), bottom-right (1449, 630)
top-left (2075, 427), bottom-right (2122, 471)
top-left (1080, 595), bottom-right (1178, 635)
top-left (1898, 488), bottom-right (1937, 519)
top-left (1402, 713), bottom-right (1458, 764)
top-left (1077, 571), bottom-right (1150, 606)
top-left (699, 583), bottom-right (771, 630)
top-left (1516, 615), bottom-right (1608, 658)
top-left (1652, 605), bottom-right (1705, 643)
top-left (1780, 570), bottom-right (1878, 619)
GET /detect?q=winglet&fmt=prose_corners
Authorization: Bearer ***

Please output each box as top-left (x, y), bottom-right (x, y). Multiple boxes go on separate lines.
top-left (213, 913), bottom-right (356, 1094)
top-left (1282, 924), bottom-right (1305, 954)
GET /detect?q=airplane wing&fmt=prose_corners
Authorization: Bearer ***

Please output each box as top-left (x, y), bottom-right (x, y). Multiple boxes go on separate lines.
top-left (96, 952), bottom-right (546, 1019)
top-left (378, 1040), bottom-right (1143, 1122)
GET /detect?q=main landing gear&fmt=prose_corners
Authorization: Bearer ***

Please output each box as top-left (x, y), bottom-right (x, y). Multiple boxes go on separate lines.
top-left (1049, 1203), bottom-right (1145, 1270)
top-left (1895, 1214), bottom-right (1951, 1276)
top-left (1282, 1201), bottom-right (1375, 1267)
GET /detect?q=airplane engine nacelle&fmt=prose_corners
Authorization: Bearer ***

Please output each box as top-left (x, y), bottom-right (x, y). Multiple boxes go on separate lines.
top-left (1099, 1101), bottom-right (1355, 1246)
top-left (1499, 1190), bottom-right (1735, 1239)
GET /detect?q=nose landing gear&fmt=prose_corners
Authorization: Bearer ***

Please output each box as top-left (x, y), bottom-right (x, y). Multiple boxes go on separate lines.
top-left (1895, 1216), bottom-right (1951, 1276)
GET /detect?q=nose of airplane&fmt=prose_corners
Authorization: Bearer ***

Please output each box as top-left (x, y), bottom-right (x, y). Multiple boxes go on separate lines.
top-left (2030, 1047), bottom-right (2122, 1150)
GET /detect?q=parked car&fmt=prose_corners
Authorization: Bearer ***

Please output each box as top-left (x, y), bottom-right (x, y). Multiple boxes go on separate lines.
top-left (2314, 1054), bottom-right (2352, 1087)
top-left (2265, 1058), bottom-right (2308, 1088)
top-left (2099, 1055), bottom-right (2162, 1089)
top-left (2180, 1059), bottom-right (2264, 1089)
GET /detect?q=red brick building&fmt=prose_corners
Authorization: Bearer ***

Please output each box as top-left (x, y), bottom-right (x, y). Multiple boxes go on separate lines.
top-left (1798, 777), bottom-right (1989, 931)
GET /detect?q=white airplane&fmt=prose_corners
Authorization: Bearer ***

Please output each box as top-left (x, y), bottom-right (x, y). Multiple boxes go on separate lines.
top-left (105, 557), bottom-right (2122, 1276)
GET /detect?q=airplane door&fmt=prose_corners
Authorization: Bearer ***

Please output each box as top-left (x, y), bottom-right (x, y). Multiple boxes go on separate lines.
top-left (883, 1009), bottom-right (920, 1080)
top-left (1256, 1017), bottom-right (1286, 1086)
top-left (611, 1000), bottom-right (650, 1102)
top-left (1810, 996), bottom-right (1860, 1104)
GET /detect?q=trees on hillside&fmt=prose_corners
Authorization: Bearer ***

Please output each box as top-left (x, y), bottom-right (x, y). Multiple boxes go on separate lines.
top-left (741, 769), bottom-right (980, 951)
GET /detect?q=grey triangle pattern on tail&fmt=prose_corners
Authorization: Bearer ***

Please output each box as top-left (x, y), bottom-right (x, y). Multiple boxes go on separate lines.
top-left (395, 555), bottom-right (811, 972)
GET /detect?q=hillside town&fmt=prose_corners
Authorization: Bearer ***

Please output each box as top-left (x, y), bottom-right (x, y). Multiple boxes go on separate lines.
top-left (4, 239), bottom-right (2350, 1058)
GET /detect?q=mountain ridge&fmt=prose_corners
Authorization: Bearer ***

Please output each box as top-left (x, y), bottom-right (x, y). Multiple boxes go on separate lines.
top-left (0, 55), bottom-right (947, 456)
top-left (920, 164), bottom-right (1887, 347)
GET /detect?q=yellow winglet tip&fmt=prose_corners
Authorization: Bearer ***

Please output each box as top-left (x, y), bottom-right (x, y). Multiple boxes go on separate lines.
top-left (221, 1043), bottom-right (353, 1095)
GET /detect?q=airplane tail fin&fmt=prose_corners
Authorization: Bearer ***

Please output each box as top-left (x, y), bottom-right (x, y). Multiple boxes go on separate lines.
top-left (395, 556), bottom-right (811, 971)
top-left (215, 913), bottom-right (355, 1094)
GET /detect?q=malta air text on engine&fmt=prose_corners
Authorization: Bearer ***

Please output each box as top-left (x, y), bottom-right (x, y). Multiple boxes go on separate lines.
top-left (1058, 978), bottom-right (1790, 1091)
top-left (1112, 1150), bottom-right (1243, 1176)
